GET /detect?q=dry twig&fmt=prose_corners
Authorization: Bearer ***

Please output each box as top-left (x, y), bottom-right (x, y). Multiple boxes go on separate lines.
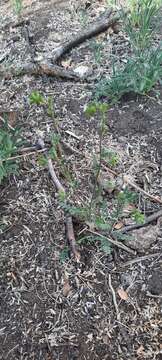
top-left (119, 252), bottom-right (161, 267)
top-left (87, 229), bottom-right (136, 254)
top-left (119, 209), bottom-right (162, 234)
top-left (37, 138), bottom-right (80, 261)
top-left (108, 274), bottom-right (120, 321)
top-left (123, 175), bottom-right (162, 205)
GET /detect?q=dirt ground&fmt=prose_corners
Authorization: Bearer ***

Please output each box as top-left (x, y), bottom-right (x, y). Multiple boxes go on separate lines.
top-left (0, 1), bottom-right (162, 359)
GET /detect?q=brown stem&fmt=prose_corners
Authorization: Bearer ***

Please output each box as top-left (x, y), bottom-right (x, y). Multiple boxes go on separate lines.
top-left (37, 138), bottom-right (80, 261)
top-left (66, 215), bottom-right (80, 261)
top-left (87, 229), bottom-right (136, 254)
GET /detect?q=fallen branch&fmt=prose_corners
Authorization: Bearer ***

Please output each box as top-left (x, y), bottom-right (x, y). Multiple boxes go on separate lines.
top-left (4, 148), bottom-right (47, 162)
top-left (0, 62), bottom-right (82, 81)
top-left (119, 252), bottom-right (161, 267)
top-left (119, 208), bottom-right (162, 234)
top-left (0, 10), bottom-right (123, 81)
top-left (37, 138), bottom-right (80, 261)
top-left (87, 229), bottom-right (136, 254)
top-left (51, 8), bottom-right (114, 63)
top-left (123, 175), bottom-right (162, 205)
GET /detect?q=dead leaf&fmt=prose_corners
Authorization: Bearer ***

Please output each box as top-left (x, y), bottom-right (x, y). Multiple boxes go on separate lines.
top-left (123, 204), bottom-right (136, 214)
top-left (102, 334), bottom-right (110, 345)
top-left (113, 221), bottom-right (124, 230)
top-left (137, 345), bottom-right (144, 356)
top-left (117, 287), bottom-right (128, 300)
top-left (0, 110), bottom-right (18, 128)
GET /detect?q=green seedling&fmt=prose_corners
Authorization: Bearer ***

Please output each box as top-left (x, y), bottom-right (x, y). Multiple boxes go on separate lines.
top-left (125, 0), bottom-right (162, 52)
top-left (78, 9), bottom-right (89, 27)
top-left (90, 39), bottom-right (104, 64)
top-left (29, 91), bottom-right (45, 106)
top-left (12, 0), bottom-right (23, 16)
top-left (37, 154), bottom-right (48, 167)
top-left (131, 209), bottom-right (145, 224)
top-left (85, 102), bottom-right (109, 219)
top-left (101, 148), bottom-right (119, 167)
top-left (59, 247), bottom-right (69, 263)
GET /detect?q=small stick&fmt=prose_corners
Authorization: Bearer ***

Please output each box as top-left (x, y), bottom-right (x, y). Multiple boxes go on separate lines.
top-left (47, 158), bottom-right (65, 193)
top-left (109, 274), bottom-right (120, 321)
top-left (119, 252), bottom-right (161, 267)
top-left (146, 292), bottom-right (162, 299)
top-left (3, 148), bottom-right (47, 162)
top-left (119, 209), bottom-right (162, 234)
top-left (87, 229), bottom-right (136, 254)
top-left (65, 130), bottom-right (81, 140)
top-left (3, 140), bottom-right (82, 163)
top-left (66, 215), bottom-right (80, 261)
top-left (123, 175), bottom-right (162, 205)
top-left (38, 138), bottom-right (80, 261)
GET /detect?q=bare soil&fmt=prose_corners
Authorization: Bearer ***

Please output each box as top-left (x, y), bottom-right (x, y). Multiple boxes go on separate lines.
top-left (0, 1), bottom-right (162, 359)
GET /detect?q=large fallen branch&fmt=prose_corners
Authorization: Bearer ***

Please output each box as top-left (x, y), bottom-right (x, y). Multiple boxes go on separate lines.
top-left (0, 9), bottom-right (122, 81)
top-left (37, 138), bottom-right (80, 261)
top-left (51, 8), bottom-right (118, 63)
top-left (0, 62), bottom-right (82, 81)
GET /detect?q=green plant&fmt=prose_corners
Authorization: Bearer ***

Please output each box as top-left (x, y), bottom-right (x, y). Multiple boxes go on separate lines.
top-left (131, 209), bottom-right (145, 224)
top-left (85, 102), bottom-right (109, 218)
top-left (59, 247), bottom-right (69, 263)
top-left (90, 39), bottom-right (104, 64)
top-left (79, 234), bottom-right (112, 254)
top-left (101, 148), bottom-right (119, 167)
top-left (0, 121), bottom-right (23, 184)
top-left (29, 91), bottom-right (45, 106)
top-left (95, 0), bottom-right (162, 102)
top-left (78, 8), bottom-right (89, 27)
top-left (96, 46), bottom-right (162, 102)
top-left (77, 188), bottom-right (139, 254)
top-left (123, 0), bottom-right (161, 53)
top-left (12, 0), bottom-right (23, 16)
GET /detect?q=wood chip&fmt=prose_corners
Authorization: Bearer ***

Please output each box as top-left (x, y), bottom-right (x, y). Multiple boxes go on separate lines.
top-left (117, 287), bottom-right (128, 300)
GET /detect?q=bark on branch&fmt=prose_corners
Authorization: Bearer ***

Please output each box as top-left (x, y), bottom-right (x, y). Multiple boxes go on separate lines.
top-left (0, 10), bottom-right (122, 81)
top-left (51, 9), bottom-right (116, 63)
top-left (0, 62), bottom-right (81, 81)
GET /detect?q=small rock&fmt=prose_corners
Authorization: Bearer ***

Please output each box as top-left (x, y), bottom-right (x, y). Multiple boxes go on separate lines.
top-left (126, 223), bottom-right (161, 252)
top-left (73, 65), bottom-right (92, 78)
